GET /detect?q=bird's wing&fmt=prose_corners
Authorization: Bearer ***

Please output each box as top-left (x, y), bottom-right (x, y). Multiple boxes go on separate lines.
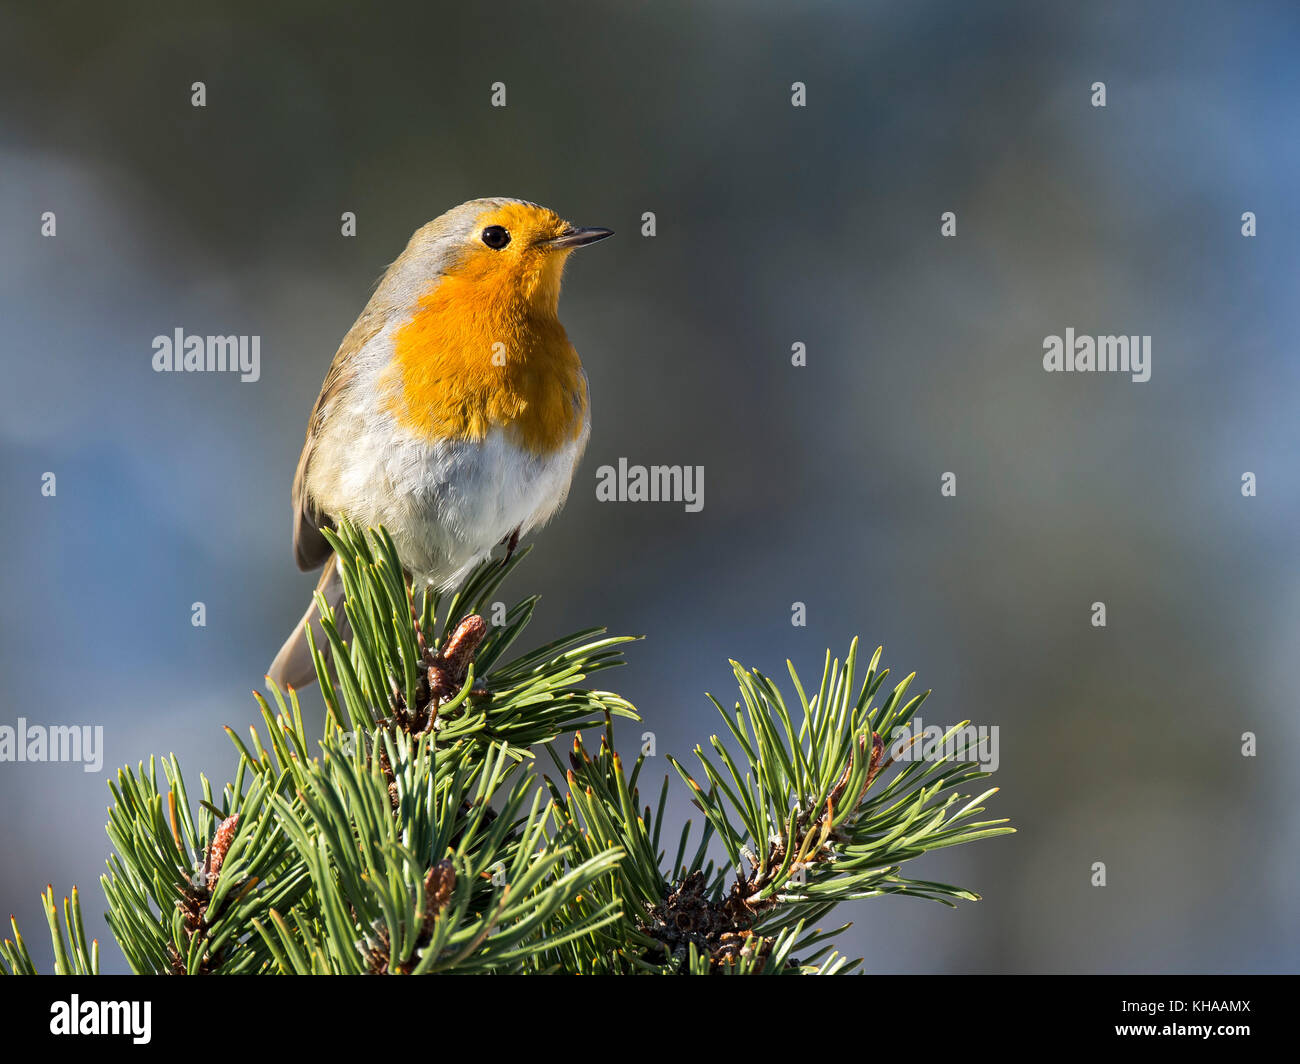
top-left (292, 310), bottom-right (387, 571)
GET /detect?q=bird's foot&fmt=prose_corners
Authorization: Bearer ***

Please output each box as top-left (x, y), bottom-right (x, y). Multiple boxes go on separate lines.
top-left (498, 526), bottom-right (521, 568)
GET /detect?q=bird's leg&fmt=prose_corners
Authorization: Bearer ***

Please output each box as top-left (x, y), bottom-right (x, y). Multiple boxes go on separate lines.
top-left (499, 526), bottom-right (521, 568)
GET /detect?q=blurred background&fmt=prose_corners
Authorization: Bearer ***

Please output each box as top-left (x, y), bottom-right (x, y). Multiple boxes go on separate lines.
top-left (1, 0), bottom-right (1297, 973)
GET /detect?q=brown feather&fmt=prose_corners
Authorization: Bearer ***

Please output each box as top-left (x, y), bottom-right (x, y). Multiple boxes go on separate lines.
top-left (291, 309), bottom-right (386, 571)
top-left (267, 560), bottom-right (349, 690)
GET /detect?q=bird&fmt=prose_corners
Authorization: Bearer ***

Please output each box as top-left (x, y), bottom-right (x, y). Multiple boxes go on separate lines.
top-left (268, 197), bottom-right (613, 689)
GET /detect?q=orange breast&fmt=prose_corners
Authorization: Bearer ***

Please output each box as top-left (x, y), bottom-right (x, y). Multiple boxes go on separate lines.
top-left (382, 271), bottom-right (588, 456)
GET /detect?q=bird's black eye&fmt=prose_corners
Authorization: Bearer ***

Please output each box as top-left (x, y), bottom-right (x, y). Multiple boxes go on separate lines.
top-left (481, 225), bottom-right (511, 249)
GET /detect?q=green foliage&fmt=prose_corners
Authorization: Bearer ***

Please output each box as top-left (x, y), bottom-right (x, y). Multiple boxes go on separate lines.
top-left (1, 520), bottom-right (1012, 975)
top-left (674, 648), bottom-right (1013, 911)
top-left (2, 886), bottom-right (97, 976)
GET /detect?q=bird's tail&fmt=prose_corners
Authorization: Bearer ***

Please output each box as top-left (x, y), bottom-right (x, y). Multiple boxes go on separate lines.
top-left (267, 557), bottom-right (348, 690)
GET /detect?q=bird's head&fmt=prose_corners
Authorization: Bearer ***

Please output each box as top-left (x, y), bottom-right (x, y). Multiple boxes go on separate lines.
top-left (388, 198), bottom-right (613, 319)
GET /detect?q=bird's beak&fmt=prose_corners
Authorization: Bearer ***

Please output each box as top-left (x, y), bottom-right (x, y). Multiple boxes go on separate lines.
top-left (545, 226), bottom-right (614, 250)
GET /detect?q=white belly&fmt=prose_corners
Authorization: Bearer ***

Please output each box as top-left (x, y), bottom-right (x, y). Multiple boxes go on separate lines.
top-left (312, 410), bottom-right (588, 587)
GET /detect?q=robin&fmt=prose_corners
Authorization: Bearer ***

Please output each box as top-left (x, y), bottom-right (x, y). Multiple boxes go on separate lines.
top-left (268, 198), bottom-right (613, 689)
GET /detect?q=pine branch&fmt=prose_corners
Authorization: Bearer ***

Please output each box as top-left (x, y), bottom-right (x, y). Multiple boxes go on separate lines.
top-left (1, 520), bottom-right (1012, 976)
top-left (543, 643), bottom-right (1013, 973)
top-left (669, 644), bottom-right (1014, 921)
